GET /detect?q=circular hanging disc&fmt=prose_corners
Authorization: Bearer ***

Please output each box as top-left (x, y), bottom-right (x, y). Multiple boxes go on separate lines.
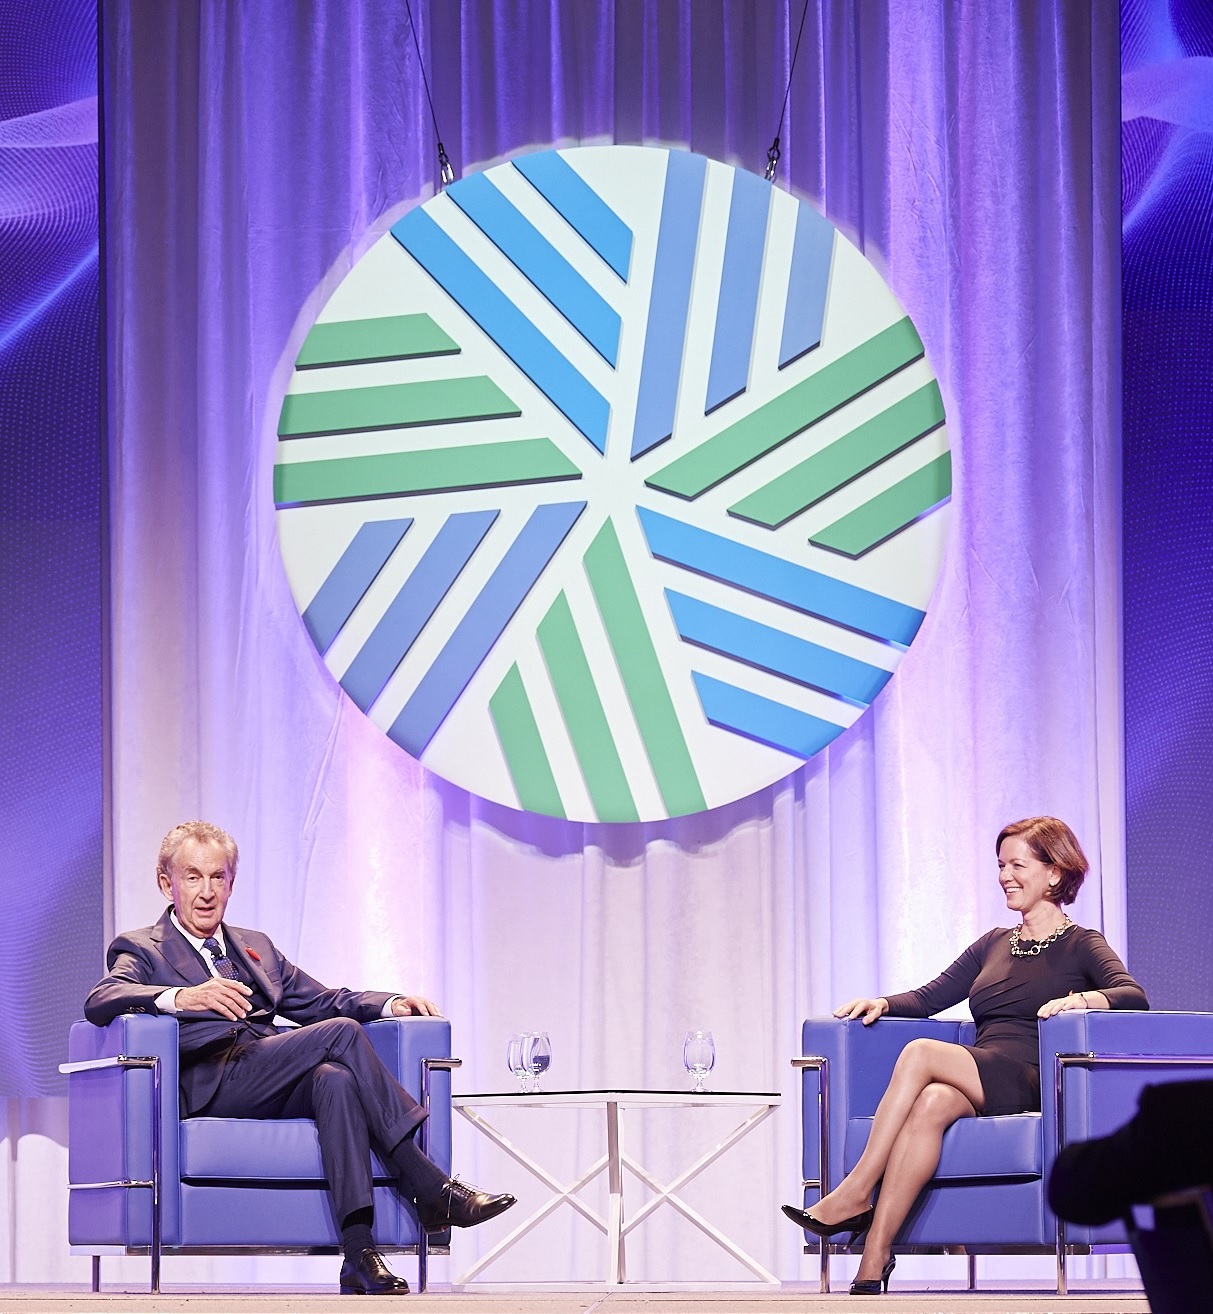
top-left (274, 146), bottom-right (951, 822)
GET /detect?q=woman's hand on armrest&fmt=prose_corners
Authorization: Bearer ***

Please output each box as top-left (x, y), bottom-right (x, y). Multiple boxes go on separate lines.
top-left (1038, 990), bottom-right (1108, 1019)
top-left (833, 997), bottom-right (890, 1026)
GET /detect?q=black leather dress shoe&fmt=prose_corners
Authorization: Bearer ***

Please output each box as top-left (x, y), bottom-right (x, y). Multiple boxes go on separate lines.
top-left (338, 1247), bottom-right (410, 1295)
top-left (416, 1177), bottom-right (517, 1233)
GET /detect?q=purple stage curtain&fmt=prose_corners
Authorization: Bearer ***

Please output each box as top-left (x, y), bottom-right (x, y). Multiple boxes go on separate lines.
top-left (70, 0), bottom-right (1120, 1286)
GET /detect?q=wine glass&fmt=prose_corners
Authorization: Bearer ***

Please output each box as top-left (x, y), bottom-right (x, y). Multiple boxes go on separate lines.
top-left (682, 1030), bottom-right (715, 1093)
top-left (506, 1033), bottom-right (529, 1091)
top-left (525, 1031), bottom-right (552, 1093)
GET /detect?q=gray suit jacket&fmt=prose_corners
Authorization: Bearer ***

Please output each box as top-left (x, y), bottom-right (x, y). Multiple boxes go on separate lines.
top-left (85, 908), bottom-right (393, 1113)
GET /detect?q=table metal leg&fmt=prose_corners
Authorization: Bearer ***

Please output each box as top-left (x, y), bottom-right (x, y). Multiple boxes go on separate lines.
top-left (622, 1149), bottom-right (779, 1283)
top-left (618, 1104), bottom-right (780, 1283)
top-left (606, 1100), bottom-right (625, 1284)
top-left (452, 1094), bottom-right (780, 1287)
top-left (452, 1106), bottom-right (608, 1283)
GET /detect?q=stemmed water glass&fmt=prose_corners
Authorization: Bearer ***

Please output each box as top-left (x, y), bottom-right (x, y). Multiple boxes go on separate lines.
top-left (524, 1031), bottom-right (552, 1092)
top-left (506, 1033), bottom-right (530, 1091)
top-left (682, 1029), bottom-right (715, 1093)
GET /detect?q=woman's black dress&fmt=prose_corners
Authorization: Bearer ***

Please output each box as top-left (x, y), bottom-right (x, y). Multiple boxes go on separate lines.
top-left (883, 926), bottom-right (1148, 1115)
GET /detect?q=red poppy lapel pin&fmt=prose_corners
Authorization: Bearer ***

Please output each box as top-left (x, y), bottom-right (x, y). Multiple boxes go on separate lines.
top-left (246, 948), bottom-right (261, 962)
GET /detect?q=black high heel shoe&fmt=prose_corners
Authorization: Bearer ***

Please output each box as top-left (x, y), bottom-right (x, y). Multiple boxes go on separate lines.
top-left (781, 1203), bottom-right (875, 1248)
top-left (849, 1255), bottom-right (896, 1295)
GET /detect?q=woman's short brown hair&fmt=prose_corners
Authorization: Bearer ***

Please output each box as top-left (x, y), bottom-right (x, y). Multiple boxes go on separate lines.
top-left (995, 816), bottom-right (1088, 905)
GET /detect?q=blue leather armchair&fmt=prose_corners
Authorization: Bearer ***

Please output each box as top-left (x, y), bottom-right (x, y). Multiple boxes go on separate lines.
top-left (795, 1010), bottom-right (1213, 1293)
top-left (63, 1013), bottom-right (456, 1292)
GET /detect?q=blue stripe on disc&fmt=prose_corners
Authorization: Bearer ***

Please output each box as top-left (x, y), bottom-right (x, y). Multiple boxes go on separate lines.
top-left (630, 151), bottom-right (708, 459)
top-left (302, 518), bottom-right (412, 655)
top-left (779, 203), bottom-right (834, 369)
top-left (637, 506), bottom-right (924, 647)
top-left (447, 172), bottom-right (621, 367)
top-left (666, 589), bottom-right (893, 708)
top-left (340, 510), bottom-right (499, 713)
top-left (693, 671), bottom-right (846, 758)
top-left (388, 501), bottom-right (587, 756)
top-left (391, 208), bottom-right (611, 453)
top-left (705, 169), bottom-right (771, 414)
top-left (512, 151), bottom-right (633, 282)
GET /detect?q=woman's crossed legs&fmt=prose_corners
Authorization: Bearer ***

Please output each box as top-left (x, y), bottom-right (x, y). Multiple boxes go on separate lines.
top-left (810, 1039), bottom-right (984, 1283)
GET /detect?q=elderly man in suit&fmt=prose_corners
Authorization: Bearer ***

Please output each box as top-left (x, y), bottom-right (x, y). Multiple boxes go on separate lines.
top-left (85, 820), bottom-right (514, 1296)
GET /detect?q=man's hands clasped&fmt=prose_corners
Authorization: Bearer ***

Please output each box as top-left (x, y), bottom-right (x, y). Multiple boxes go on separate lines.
top-left (175, 977), bottom-right (253, 1019)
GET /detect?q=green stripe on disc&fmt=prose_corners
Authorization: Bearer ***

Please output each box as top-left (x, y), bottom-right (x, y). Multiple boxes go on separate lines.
top-left (537, 592), bottom-right (638, 823)
top-left (646, 318), bottom-right (923, 500)
top-left (810, 451), bottom-right (952, 558)
top-left (273, 438), bottom-right (580, 506)
top-left (583, 519), bottom-right (705, 817)
top-left (730, 381), bottom-right (945, 527)
top-left (278, 376), bottom-right (519, 437)
top-left (296, 314), bottom-right (459, 368)
top-left (489, 664), bottom-right (565, 818)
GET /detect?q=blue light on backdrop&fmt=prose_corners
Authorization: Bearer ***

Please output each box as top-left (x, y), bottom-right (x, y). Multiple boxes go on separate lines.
top-left (0, 0), bottom-right (102, 1096)
top-left (1122, 0), bottom-right (1213, 1009)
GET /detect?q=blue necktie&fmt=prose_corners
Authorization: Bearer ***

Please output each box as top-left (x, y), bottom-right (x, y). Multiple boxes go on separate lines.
top-left (203, 936), bottom-right (242, 981)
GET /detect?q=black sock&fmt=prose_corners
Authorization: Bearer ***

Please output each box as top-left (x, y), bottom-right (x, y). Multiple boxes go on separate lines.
top-left (340, 1207), bottom-right (375, 1261)
top-left (391, 1133), bottom-right (449, 1205)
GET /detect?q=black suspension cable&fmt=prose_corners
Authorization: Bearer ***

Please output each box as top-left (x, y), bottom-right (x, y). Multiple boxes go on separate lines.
top-left (766, 0), bottom-right (811, 182)
top-left (403, 0), bottom-right (454, 187)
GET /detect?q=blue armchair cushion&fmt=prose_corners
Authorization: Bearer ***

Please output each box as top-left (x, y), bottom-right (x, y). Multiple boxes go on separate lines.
top-left (845, 1111), bottom-right (1041, 1179)
top-left (180, 1118), bottom-right (396, 1182)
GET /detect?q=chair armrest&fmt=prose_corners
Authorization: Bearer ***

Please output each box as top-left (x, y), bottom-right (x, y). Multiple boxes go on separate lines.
top-left (64, 1015), bottom-right (184, 1245)
top-left (363, 1016), bottom-right (455, 1175)
top-left (799, 1016), bottom-right (965, 1196)
top-left (1040, 1011), bottom-right (1213, 1181)
top-left (803, 1016), bottom-right (966, 1116)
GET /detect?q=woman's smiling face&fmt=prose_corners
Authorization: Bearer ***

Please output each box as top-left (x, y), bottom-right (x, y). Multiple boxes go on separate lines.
top-left (997, 834), bottom-right (1058, 916)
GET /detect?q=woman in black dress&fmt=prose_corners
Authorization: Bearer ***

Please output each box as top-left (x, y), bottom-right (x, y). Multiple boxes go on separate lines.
top-left (782, 816), bottom-right (1148, 1295)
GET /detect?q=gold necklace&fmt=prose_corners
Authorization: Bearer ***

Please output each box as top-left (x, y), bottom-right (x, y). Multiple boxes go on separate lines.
top-left (1009, 916), bottom-right (1074, 957)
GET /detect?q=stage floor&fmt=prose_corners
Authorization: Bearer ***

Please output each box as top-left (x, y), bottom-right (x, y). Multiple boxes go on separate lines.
top-left (0, 1284), bottom-right (1150, 1314)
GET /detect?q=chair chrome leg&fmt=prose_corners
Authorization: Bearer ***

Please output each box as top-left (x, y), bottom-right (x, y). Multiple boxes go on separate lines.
top-left (967, 1253), bottom-right (976, 1289)
top-left (91, 1255), bottom-right (100, 1292)
top-left (419, 1056), bottom-right (462, 1293)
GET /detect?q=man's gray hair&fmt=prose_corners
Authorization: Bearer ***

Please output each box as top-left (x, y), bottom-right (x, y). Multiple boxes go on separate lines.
top-left (157, 820), bottom-right (239, 879)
